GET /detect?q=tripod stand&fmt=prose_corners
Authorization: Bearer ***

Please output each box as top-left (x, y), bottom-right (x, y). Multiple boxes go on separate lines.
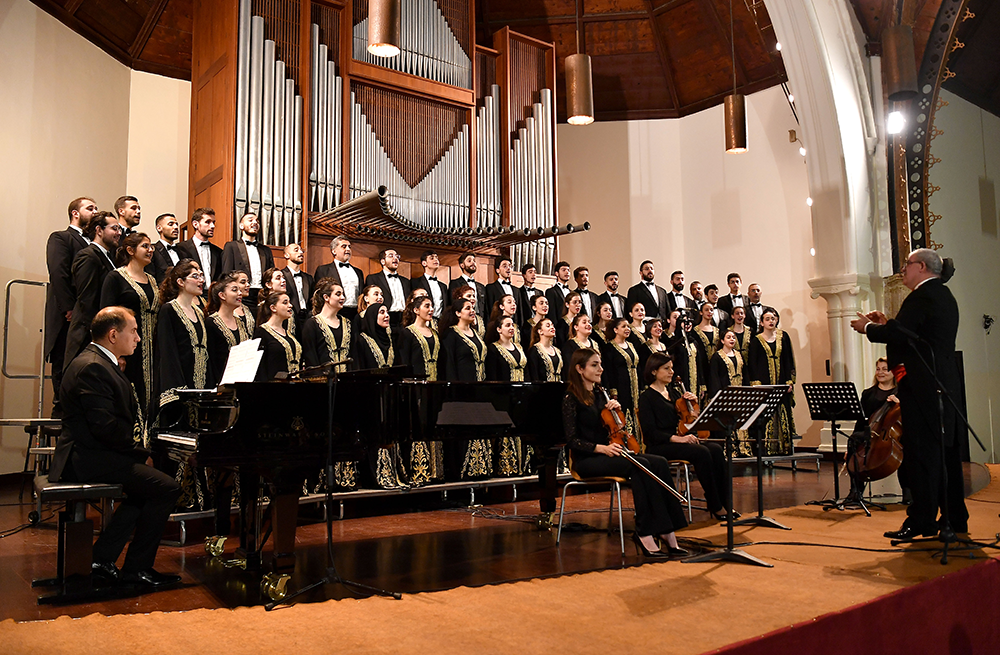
top-left (732, 385), bottom-right (793, 531)
top-left (801, 382), bottom-right (881, 515)
top-left (265, 362), bottom-right (401, 610)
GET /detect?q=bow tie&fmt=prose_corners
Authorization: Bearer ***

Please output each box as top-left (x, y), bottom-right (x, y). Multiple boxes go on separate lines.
top-left (387, 273), bottom-right (399, 279)
top-left (645, 281), bottom-right (655, 286)
top-left (293, 272), bottom-right (302, 277)
top-left (751, 302), bottom-right (761, 307)
top-left (199, 241), bottom-right (210, 248)
top-left (165, 244), bottom-right (176, 251)
top-left (338, 262), bottom-right (351, 268)
top-left (427, 276), bottom-right (437, 281)
top-left (244, 240), bottom-right (257, 247)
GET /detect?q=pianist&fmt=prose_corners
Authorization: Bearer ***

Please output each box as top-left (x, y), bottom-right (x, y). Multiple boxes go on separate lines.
top-left (49, 306), bottom-right (182, 587)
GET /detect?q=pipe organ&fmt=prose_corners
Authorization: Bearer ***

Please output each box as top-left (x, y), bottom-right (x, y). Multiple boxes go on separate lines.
top-left (190, 1), bottom-right (576, 267)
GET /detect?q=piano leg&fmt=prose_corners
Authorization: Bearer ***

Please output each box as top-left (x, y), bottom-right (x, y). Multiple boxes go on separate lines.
top-left (536, 446), bottom-right (562, 529)
top-left (270, 493), bottom-right (299, 572)
top-left (238, 471), bottom-right (264, 570)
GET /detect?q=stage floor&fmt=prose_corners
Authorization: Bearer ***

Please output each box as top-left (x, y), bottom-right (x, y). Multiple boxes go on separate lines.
top-left (0, 460), bottom-right (991, 624)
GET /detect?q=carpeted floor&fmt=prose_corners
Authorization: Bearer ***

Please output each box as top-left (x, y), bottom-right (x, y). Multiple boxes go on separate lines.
top-left (3, 466), bottom-right (998, 655)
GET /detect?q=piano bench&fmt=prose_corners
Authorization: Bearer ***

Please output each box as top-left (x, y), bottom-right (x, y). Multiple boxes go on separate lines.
top-left (31, 475), bottom-right (124, 605)
top-left (556, 475), bottom-right (630, 556)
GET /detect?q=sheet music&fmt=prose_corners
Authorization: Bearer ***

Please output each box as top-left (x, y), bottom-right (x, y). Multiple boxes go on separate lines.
top-left (220, 338), bottom-right (263, 385)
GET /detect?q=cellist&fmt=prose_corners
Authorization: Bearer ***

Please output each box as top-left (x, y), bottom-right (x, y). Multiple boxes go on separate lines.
top-left (562, 348), bottom-right (689, 559)
top-left (851, 357), bottom-right (907, 502)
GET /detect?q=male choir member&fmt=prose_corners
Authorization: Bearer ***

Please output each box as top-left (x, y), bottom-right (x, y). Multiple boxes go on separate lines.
top-left (281, 243), bottom-right (313, 325)
top-left (571, 266), bottom-right (598, 319)
top-left (665, 270), bottom-right (693, 313)
top-left (545, 261), bottom-right (572, 322)
top-left (639, 352), bottom-right (736, 521)
top-left (602, 317), bottom-right (642, 445)
top-left (448, 252), bottom-right (486, 320)
top-left (177, 208), bottom-right (223, 282)
top-left (851, 249), bottom-right (967, 540)
top-left (410, 249), bottom-right (448, 319)
top-left (526, 318), bottom-right (562, 382)
top-left (221, 213), bottom-right (274, 308)
top-left (114, 195), bottom-right (141, 239)
top-left (598, 271), bottom-right (627, 319)
top-left (747, 307), bottom-right (796, 456)
top-left (46, 197), bottom-right (96, 415)
top-left (398, 296), bottom-right (443, 484)
top-left (703, 284), bottom-right (731, 329)
top-left (522, 294), bottom-right (549, 346)
top-left (555, 292), bottom-right (583, 348)
top-left (485, 256), bottom-right (522, 325)
top-left (366, 248), bottom-right (411, 328)
top-left (254, 290), bottom-right (302, 380)
top-left (301, 279), bottom-right (353, 371)
top-left (518, 263), bottom-right (542, 311)
top-left (716, 272), bottom-right (748, 316)
top-left (440, 298), bottom-right (492, 479)
top-left (149, 213), bottom-right (181, 283)
top-left (626, 260), bottom-right (669, 320)
top-left (100, 232), bottom-right (159, 422)
top-left (65, 212), bottom-right (120, 368)
top-left (313, 236), bottom-right (364, 320)
top-left (689, 280), bottom-right (705, 309)
top-left (745, 283), bottom-right (764, 334)
top-left (564, 348), bottom-right (687, 559)
top-left (48, 306), bottom-right (182, 588)
top-left (708, 330), bottom-right (752, 456)
top-left (485, 316), bottom-right (529, 476)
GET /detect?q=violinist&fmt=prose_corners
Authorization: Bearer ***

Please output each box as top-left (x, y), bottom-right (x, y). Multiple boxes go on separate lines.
top-left (563, 348), bottom-right (688, 558)
top-left (638, 353), bottom-right (738, 522)
top-left (851, 357), bottom-right (908, 502)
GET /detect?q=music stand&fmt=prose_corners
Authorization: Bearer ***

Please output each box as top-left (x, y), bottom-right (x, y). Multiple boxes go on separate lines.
top-left (800, 382), bottom-right (875, 515)
top-left (682, 386), bottom-right (776, 568)
top-left (732, 385), bottom-right (793, 531)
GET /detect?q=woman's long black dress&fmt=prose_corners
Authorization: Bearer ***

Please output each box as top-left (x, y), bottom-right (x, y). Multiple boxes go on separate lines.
top-left (101, 268), bottom-right (159, 425)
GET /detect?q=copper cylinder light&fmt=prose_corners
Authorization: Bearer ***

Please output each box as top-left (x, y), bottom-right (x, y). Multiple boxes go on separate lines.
top-left (367, 0), bottom-right (400, 58)
top-left (566, 53), bottom-right (594, 126)
top-left (725, 93), bottom-right (748, 153)
top-left (882, 24), bottom-right (918, 102)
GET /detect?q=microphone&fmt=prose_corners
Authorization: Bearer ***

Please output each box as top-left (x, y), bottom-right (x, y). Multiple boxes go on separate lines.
top-left (893, 322), bottom-right (922, 343)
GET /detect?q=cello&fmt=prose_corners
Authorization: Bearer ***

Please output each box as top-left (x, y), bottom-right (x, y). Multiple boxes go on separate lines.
top-left (846, 400), bottom-right (903, 483)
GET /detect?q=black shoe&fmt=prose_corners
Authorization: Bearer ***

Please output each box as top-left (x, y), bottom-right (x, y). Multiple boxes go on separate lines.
top-left (91, 561), bottom-right (120, 581)
top-left (631, 533), bottom-right (669, 559)
top-left (122, 568), bottom-right (182, 587)
top-left (712, 510), bottom-right (742, 521)
top-left (884, 526), bottom-right (937, 541)
top-left (666, 546), bottom-right (690, 559)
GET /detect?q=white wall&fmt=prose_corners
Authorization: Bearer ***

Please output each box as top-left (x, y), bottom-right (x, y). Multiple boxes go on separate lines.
top-left (925, 90), bottom-right (1000, 464)
top-left (559, 86), bottom-right (829, 445)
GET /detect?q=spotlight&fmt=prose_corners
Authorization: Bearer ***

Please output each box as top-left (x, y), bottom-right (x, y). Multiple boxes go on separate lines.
top-left (810, 248), bottom-right (816, 256)
top-left (775, 42), bottom-right (782, 51)
top-left (799, 146), bottom-right (807, 156)
top-left (806, 197), bottom-right (813, 207)
top-left (887, 111), bottom-right (906, 135)
top-left (787, 94), bottom-right (794, 103)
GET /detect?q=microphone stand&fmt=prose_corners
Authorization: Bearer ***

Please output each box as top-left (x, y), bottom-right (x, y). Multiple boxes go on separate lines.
top-left (266, 359), bottom-right (401, 610)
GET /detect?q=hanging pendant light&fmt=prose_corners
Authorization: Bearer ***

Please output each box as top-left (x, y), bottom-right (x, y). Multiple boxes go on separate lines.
top-left (367, 0), bottom-right (400, 58)
top-left (724, 0), bottom-right (747, 153)
top-left (882, 24), bottom-right (918, 101)
top-left (566, 11), bottom-right (594, 125)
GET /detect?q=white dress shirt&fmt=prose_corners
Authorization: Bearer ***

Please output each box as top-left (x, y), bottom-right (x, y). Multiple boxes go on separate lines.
top-left (193, 236), bottom-right (213, 278)
top-left (730, 293), bottom-right (744, 308)
top-left (384, 268), bottom-right (404, 312)
top-left (337, 261), bottom-right (359, 307)
top-left (673, 292), bottom-right (687, 309)
top-left (425, 274), bottom-right (443, 317)
top-left (244, 239), bottom-right (263, 287)
top-left (161, 241), bottom-right (180, 266)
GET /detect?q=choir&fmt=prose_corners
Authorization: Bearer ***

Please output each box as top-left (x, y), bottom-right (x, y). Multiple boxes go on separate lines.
top-left (46, 200), bottom-right (798, 510)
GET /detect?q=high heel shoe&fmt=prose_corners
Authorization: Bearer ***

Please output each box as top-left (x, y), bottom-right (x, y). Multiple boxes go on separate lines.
top-left (665, 546), bottom-right (690, 558)
top-left (712, 509), bottom-right (741, 521)
top-left (631, 533), bottom-right (669, 559)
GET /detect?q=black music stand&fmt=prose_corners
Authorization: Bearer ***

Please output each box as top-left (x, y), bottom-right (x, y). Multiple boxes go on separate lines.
top-left (683, 386), bottom-right (776, 568)
top-left (801, 382), bottom-right (877, 515)
top-left (731, 385), bottom-right (793, 531)
top-left (266, 361), bottom-right (402, 610)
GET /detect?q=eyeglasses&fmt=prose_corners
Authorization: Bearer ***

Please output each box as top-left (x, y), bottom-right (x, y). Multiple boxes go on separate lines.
top-left (187, 272), bottom-right (205, 280)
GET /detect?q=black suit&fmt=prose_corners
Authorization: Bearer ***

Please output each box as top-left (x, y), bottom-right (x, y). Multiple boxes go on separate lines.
top-left (411, 273), bottom-right (449, 318)
top-left (176, 237), bottom-right (223, 282)
top-left (222, 238), bottom-right (274, 306)
top-left (518, 285), bottom-right (543, 322)
top-left (743, 301), bottom-right (763, 334)
top-left (282, 267), bottom-right (314, 323)
top-left (45, 227), bottom-right (89, 407)
top-left (366, 270), bottom-right (411, 325)
top-left (865, 277), bottom-right (968, 533)
top-left (711, 307), bottom-right (732, 330)
top-left (545, 283), bottom-right (572, 323)
top-left (49, 344), bottom-right (180, 573)
top-left (626, 281), bottom-right (669, 319)
top-left (665, 291), bottom-right (694, 314)
top-left (63, 244), bottom-right (115, 370)
top-left (486, 279), bottom-right (523, 325)
top-left (716, 293), bottom-right (748, 316)
top-left (597, 291), bottom-right (627, 319)
top-left (315, 261), bottom-right (365, 319)
top-left (573, 288), bottom-right (600, 319)
top-left (147, 241), bottom-right (182, 284)
top-left (448, 275), bottom-right (487, 321)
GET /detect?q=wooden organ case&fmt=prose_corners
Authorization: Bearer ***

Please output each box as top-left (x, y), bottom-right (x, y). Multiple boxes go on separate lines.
top-left (189, 0), bottom-right (580, 278)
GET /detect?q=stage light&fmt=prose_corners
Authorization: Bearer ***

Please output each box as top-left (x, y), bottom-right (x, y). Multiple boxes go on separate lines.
top-left (887, 111), bottom-right (906, 134)
top-left (367, 0), bottom-right (401, 58)
top-left (806, 197), bottom-right (813, 207)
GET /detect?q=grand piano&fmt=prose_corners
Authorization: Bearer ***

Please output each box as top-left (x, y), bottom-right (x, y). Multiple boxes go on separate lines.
top-left (155, 367), bottom-right (567, 573)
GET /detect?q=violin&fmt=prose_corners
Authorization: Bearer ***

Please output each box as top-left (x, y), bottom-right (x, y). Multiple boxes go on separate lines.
top-left (847, 399), bottom-right (903, 482)
top-left (675, 380), bottom-right (710, 440)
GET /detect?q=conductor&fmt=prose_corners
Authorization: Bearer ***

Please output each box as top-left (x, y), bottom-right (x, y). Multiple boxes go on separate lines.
top-left (850, 249), bottom-right (968, 541)
top-left (48, 306), bottom-right (182, 587)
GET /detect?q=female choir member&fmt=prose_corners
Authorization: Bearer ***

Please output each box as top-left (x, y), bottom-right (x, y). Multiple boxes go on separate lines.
top-left (638, 352), bottom-right (736, 521)
top-left (670, 317), bottom-right (701, 401)
top-left (301, 279), bottom-right (353, 371)
top-left (627, 302), bottom-right (647, 347)
top-left (730, 305), bottom-right (752, 364)
top-left (591, 300), bottom-right (613, 350)
top-left (526, 318), bottom-right (562, 382)
top-left (357, 284), bottom-right (384, 317)
top-left (602, 317), bottom-right (642, 445)
top-left (555, 292), bottom-right (582, 348)
top-left (707, 330), bottom-right (752, 456)
top-left (561, 314), bottom-right (597, 376)
top-left (563, 348), bottom-right (688, 559)
top-left (747, 307), bottom-right (796, 456)
top-left (452, 285), bottom-right (486, 340)
top-left (486, 315), bottom-right (528, 476)
top-left (398, 296), bottom-right (443, 483)
top-left (262, 267), bottom-right (295, 338)
top-left (638, 317), bottom-right (667, 379)
top-left (689, 303), bottom-right (722, 401)
top-left (100, 232), bottom-right (158, 426)
top-left (522, 294), bottom-right (549, 346)
top-left (440, 298), bottom-right (492, 479)
top-left (233, 270), bottom-right (255, 333)
top-left (254, 290), bottom-right (302, 380)
top-left (206, 273), bottom-right (251, 378)
top-left (489, 294), bottom-right (521, 345)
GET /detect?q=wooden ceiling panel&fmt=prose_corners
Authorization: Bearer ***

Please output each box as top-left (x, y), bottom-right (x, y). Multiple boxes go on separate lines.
top-left (484, 0), bottom-right (576, 23)
top-left (584, 18), bottom-right (657, 56)
top-left (584, 0), bottom-right (648, 14)
top-left (591, 52), bottom-right (673, 117)
top-left (75, 0), bottom-right (146, 51)
top-left (654, 2), bottom-right (733, 107)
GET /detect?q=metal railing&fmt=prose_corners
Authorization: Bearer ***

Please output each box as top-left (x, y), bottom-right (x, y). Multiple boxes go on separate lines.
top-left (3, 279), bottom-right (48, 419)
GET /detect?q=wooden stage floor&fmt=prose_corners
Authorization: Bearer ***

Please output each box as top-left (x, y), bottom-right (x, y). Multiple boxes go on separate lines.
top-left (0, 460), bottom-right (989, 622)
